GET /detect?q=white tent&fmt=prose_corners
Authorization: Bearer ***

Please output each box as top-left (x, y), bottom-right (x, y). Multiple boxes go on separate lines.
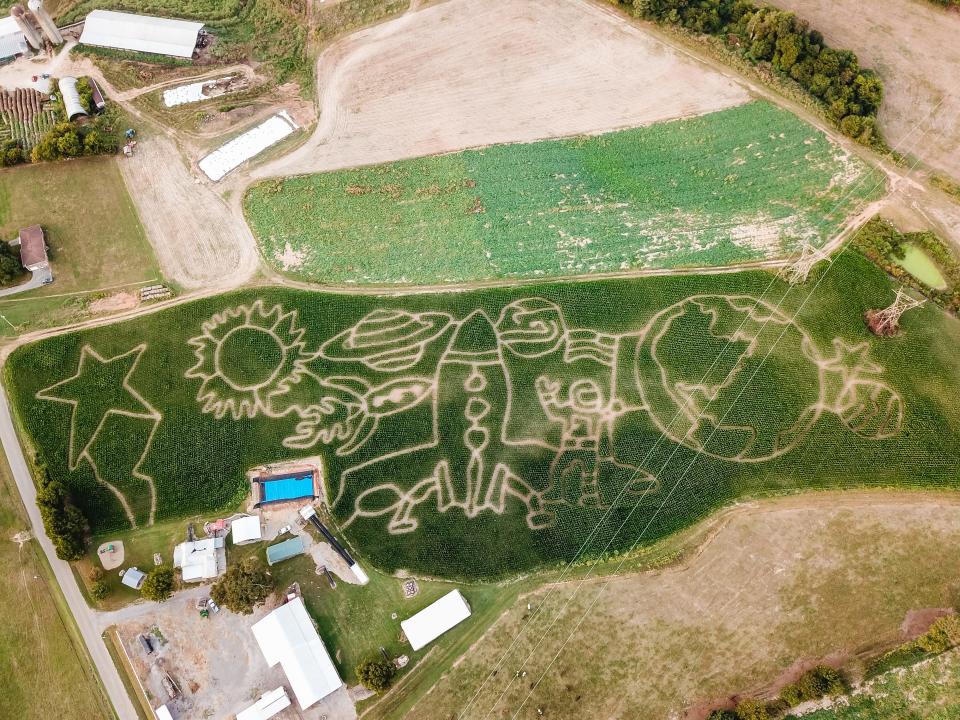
top-left (79, 10), bottom-right (203, 59)
top-left (235, 687), bottom-right (291, 720)
top-left (154, 705), bottom-right (173, 720)
top-left (251, 598), bottom-right (342, 709)
top-left (173, 537), bottom-right (224, 582)
top-left (401, 589), bottom-right (472, 651)
top-left (231, 515), bottom-right (262, 545)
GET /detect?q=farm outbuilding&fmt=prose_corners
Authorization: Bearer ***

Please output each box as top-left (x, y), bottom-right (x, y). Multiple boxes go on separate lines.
top-left (79, 10), bottom-right (204, 59)
top-left (235, 687), bottom-right (291, 720)
top-left (153, 705), bottom-right (173, 720)
top-left (265, 536), bottom-right (304, 566)
top-left (58, 77), bottom-right (88, 121)
top-left (0, 16), bottom-right (29, 61)
top-left (251, 597), bottom-right (343, 709)
top-left (173, 537), bottom-right (225, 582)
top-left (401, 589), bottom-right (472, 650)
top-left (121, 567), bottom-right (146, 590)
top-left (231, 515), bottom-right (262, 545)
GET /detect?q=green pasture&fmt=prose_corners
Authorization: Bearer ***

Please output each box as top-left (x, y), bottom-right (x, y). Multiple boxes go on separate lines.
top-left (245, 101), bottom-right (882, 284)
top-left (7, 251), bottom-right (960, 579)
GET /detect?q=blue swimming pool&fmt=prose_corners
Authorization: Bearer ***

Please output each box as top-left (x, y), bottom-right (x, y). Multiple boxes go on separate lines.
top-left (260, 473), bottom-right (314, 503)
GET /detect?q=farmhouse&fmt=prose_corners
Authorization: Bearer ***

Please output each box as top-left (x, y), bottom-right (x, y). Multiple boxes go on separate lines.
top-left (251, 597), bottom-right (343, 710)
top-left (172, 537), bottom-right (225, 582)
top-left (79, 10), bottom-right (204, 59)
top-left (231, 515), bottom-right (262, 545)
top-left (235, 687), bottom-right (291, 720)
top-left (17, 225), bottom-right (47, 271)
top-left (401, 589), bottom-right (472, 651)
top-left (121, 567), bottom-right (146, 590)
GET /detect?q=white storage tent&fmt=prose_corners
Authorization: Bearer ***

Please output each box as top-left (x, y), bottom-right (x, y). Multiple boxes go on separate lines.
top-left (251, 598), bottom-right (343, 709)
top-left (231, 515), bottom-right (262, 545)
top-left (401, 589), bottom-right (472, 651)
top-left (79, 10), bottom-right (203, 59)
top-left (235, 687), bottom-right (291, 720)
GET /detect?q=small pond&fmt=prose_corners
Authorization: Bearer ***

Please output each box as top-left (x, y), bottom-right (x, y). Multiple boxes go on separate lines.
top-left (894, 243), bottom-right (948, 290)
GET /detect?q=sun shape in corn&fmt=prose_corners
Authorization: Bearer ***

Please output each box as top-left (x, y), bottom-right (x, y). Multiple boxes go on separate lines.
top-left (186, 300), bottom-right (313, 420)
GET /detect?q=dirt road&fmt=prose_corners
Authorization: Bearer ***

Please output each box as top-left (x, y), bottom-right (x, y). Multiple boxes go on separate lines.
top-left (255, 0), bottom-right (750, 179)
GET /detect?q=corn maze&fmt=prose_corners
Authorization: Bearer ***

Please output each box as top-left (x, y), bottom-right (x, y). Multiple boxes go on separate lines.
top-left (9, 253), bottom-right (960, 578)
top-left (0, 89), bottom-right (57, 154)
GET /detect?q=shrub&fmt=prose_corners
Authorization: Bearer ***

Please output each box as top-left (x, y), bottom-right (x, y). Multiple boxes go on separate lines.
top-left (734, 698), bottom-right (771, 720)
top-left (141, 565), bottom-right (175, 602)
top-left (90, 581), bottom-right (108, 600)
top-left (35, 466), bottom-right (88, 561)
top-left (0, 241), bottom-right (25, 286)
top-left (211, 558), bottom-right (272, 614)
top-left (88, 566), bottom-right (104, 582)
top-left (356, 656), bottom-right (396, 692)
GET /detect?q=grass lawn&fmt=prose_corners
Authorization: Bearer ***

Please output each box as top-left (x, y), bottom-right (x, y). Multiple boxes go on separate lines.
top-left (6, 250), bottom-right (960, 581)
top-left (0, 157), bottom-right (162, 337)
top-left (0, 440), bottom-right (113, 719)
top-left (245, 101), bottom-right (882, 284)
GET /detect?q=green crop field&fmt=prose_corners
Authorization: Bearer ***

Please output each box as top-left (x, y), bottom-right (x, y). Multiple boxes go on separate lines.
top-left (7, 252), bottom-right (960, 579)
top-left (245, 101), bottom-right (882, 285)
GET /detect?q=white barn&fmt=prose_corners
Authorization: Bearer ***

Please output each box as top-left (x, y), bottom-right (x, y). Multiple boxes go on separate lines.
top-left (173, 537), bottom-right (225, 582)
top-left (79, 10), bottom-right (203, 59)
top-left (251, 598), bottom-right (342, 710)
top-left (401, 589), bottom-right (472, 651)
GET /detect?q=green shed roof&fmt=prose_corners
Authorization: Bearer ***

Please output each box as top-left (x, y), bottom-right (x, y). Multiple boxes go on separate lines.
top-left (266, 536), bottom-right (305, 566)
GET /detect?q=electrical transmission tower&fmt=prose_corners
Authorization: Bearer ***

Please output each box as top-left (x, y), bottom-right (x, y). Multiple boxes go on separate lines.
top-left (868, 288), bottom-right (925, 336)
top-left (781, 241), bottom-right (830, 285)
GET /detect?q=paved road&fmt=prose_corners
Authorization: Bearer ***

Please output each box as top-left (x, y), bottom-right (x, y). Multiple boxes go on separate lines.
top-left (0, 267), bottom-right (51, 298)
top-left (0, 384), bottom-right (139, 720)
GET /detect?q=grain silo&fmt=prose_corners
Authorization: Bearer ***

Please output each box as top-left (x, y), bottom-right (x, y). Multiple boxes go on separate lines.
top-left (10, 5), bottom-right (42, 50)
top-left (26, 0), bottom-right (61, 45)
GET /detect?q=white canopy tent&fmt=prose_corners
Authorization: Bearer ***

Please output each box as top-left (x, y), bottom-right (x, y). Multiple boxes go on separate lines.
top-left (401, 589), bottom-right (472, 651)
top-left (79, 10), bottom-right (203, 59)
top-left (231, 515), bottom-right (262, 545)
top-left (251, 598), bottom-right (342, 709)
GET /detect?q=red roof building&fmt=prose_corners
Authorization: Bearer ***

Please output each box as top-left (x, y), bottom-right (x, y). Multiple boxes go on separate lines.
top-left (18, 225), bottom-right (47, 270)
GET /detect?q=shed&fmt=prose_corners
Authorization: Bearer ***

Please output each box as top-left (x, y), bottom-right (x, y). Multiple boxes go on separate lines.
top-left (173, 537), bottom-right (225, 582)
top-left (0, 16), bottom-right (27, 61)
top-left (235, 687), bottom-right (291, 720)
top-left (251, 597), bottom-right (343, 709)
top-left (266, 536), bottom-right (304, 566)
top-left (18, 224), bottom-right (47, 270)
top-left (231, 515), bottom-right (262, 545)
top-left (79, 10), bottom-right (203, 59)
top-left (401, 589), bottom-right (472, 651)
top-left (154, 706), bottom-right (173, 720)
top-left (121, 567), bottom-right (146, 590)
top-left (58, 77), bottom-right (88, 121)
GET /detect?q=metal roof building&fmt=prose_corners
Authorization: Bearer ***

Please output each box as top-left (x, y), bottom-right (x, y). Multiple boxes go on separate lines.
top-left (265, 536), bottom-right (304, 566)
top-left (0, 16), bottom-right (28, 61)
top-left (401, 589), bottom-right (472, 651)
top-left (251, 598), bottom-right (343, 710)
top-left (231, 515), bottom-right (262, 545)
top-left (79, 10), bottom-right (203, 59)
top-left (58, 77), bottom-right (88, 122)
top-left (173, 537), bottom-right (225, 582)
top-left (121, 567), bottom-right (146, 590)
top-left (235, 687), bottom-right (291, 720)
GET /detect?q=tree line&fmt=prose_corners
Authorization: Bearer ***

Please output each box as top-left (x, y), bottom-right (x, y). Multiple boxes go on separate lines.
top-left (622, 0), bottom-right (885, 147)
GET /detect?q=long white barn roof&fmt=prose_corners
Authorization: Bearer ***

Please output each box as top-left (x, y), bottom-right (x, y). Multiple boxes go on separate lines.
top-left (80, 10), bottom-right (203, 59)
top-left (251, 598), bottom-right (342, 709)
top-left (401, 589), bottom-right (472, 651)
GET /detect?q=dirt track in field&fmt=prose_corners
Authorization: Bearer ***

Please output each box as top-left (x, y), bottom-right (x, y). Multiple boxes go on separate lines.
top-left (254, 0), bottom-right (750, 179)
top-left (769, 0), bottom-right (960, 181)
top-left (403, 491), bottom-right (960, 720)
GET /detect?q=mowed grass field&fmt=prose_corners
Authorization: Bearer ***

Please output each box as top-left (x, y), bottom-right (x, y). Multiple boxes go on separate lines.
top-left (245, 101), bottom-right (882, 284)
top-left (0, 443), bottom-right (112, 719)
top-left (0, 158), bottom-right (162, 336)
top-left (384, 494), bottom-right (960, 720)
top-left (6, 251), bottom-right (960, 581)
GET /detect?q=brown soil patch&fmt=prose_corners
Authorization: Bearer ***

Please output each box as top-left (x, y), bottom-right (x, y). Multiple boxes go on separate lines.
top-left (404, 492), bottom-right (960, 720)
top-left (769, 0), bottom-right (960, 181)
top-left (89, 292), bottom-right (138, 314)
top-left (900, 607), bottom-right (954, 640)
top-left (255, 0), bottom-right (749, 179)
top-left (97, 541), bottom-right (124, 571)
